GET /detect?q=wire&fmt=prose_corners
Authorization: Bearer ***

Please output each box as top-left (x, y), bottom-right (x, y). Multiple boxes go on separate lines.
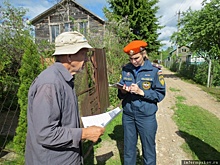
top-left (177, 0), bottom-right (186, 12)
top-left (160, 15), bottom-right (176, 26)
top-left (182, 0), bottom-right (195, 11)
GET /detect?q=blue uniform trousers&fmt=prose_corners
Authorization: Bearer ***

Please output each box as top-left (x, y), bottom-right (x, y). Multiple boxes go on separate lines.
top-left (123, 112), bottom-right (157, 165)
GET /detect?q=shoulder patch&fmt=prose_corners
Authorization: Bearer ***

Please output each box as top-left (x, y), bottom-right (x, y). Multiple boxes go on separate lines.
top-left (152, 63), bottom-right (162, 69)
top-left (157, 69), bottom-right (164, 86)
top-left (159, 74), bottom-right (165, 86)
top-left (158, 70), bottom-right (163, 75)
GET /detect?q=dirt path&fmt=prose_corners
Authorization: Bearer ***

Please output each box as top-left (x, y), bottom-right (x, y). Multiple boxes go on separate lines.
top-left (156, 67), bottom-right (220, 165)
top-left (1, 68), bottom-right (219, 164)
top-left (95, 67), bottom-right (220, 165)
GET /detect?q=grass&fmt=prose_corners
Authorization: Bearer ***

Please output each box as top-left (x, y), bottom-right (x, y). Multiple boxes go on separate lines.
top-left (1, 85), bottom-right (220, 164)
top-left (173, 95), bottom-right (220, 161)
top-left (0, 135), bottom-right (24, 165)
top-left (84, 110), bottom-right (125, 165)
top-left (83, 108), bottom-right (144, 165)
top-left (199, 85), bottom-right (220, 102)
top-left (177, 75), bottom-right (220, 102)
top-left (169, 87), bottom-right (181, 92)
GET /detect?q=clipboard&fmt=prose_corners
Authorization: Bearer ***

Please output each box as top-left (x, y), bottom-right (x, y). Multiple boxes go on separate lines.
top-left (109, 82), bottom-right (124, 89)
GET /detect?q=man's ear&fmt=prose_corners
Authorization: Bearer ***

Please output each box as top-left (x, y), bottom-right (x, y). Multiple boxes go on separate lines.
top-left (67, 55), bottom-right (72, 63)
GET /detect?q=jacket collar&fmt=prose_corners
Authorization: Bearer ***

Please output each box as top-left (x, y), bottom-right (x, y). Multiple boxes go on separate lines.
top-left (53, 62), bottom-right (74, 82)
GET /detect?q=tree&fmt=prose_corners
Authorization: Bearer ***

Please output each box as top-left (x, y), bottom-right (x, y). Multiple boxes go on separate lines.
top-left (13, 37), bottom-right (42, 155)
top-left (104, 0), bottom-right (162, 57)
top-left (0, 1), bottom-right (31, 109)
top-left (0, 1), bottom-right (50, 158)
top-left (171, 0), bottom-right (220, 87)
top-left (161, 47), bottom-right (173, 61)
top-left (101, 11), bottom-right (131, 106)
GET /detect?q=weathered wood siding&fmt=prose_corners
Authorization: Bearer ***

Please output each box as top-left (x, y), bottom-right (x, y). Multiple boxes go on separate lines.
top-left (35, 18), bottom-right (50, 41)
top-left (33, 1), bottom-right (105, 43)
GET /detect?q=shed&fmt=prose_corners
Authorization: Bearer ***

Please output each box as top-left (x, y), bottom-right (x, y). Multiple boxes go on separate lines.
top-left (30, 0), bottom-right (105, 43)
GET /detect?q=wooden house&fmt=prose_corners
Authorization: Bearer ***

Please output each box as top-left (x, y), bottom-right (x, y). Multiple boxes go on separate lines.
top-left (169, 46), bottom-right (191, 62)
top-left (165, 46), bottom-right (205, 68)
top-left (30, 0), bottom-right (105, 43)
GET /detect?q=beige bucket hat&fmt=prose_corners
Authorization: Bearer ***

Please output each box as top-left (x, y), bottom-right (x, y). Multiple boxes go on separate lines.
top-left (53, 31), bottom-right (93, 56)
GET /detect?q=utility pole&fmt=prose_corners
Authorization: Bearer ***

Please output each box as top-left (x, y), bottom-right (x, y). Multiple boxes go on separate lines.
top-left (176, 10), bottom-right (181, 57)
top-left (177, 10), bottom-right (182, 71)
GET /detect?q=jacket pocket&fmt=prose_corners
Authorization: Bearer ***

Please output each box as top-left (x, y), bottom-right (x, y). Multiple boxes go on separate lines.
top-left (139, 102), bottom-right (157, 116)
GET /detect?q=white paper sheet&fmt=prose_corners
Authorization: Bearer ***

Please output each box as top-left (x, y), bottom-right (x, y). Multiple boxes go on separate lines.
top-left (81, 107), bottom-right (122, 128)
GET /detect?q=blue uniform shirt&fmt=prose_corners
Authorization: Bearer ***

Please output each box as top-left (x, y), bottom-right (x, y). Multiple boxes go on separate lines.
top-left (118, 60), bottom-right (166, 116)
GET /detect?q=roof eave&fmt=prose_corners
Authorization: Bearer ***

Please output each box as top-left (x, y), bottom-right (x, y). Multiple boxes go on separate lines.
top-left (30, 0), bottom-right (105, 25)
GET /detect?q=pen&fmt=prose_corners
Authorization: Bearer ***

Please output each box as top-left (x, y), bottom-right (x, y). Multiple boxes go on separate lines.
top-left (136, 80), bottom-right (141, 84)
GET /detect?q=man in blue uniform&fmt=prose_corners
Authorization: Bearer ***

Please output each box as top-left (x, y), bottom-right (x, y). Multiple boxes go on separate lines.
top-left (118, 40), bottom-right (166, 165)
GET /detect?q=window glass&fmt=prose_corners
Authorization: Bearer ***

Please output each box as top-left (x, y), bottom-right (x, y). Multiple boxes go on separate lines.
top-left (79, 21), bottom-right (87, 36)
top-left (182, 48), bottom-right (186, 52)
top-left (65, 23), bottom-right (71, 32)
top-left (51, 25), bottom-right (59, 42)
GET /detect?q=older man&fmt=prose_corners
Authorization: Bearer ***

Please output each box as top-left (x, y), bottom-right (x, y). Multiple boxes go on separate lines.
top-left (25, 31), bottom-right (105, 165)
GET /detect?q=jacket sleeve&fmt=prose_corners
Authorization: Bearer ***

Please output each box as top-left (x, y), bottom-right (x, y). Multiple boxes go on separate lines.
top-left (142, 69), bottom-right (166, 103)
top-left (118, 88), bottom-right (128, 100)
top-left (117, 70), bottom-right (128, 100)
top-left (31, 84), bottom-right (82, 149)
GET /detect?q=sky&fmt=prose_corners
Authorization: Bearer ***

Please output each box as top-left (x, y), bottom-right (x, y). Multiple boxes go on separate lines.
top-left (0, 0), bottom-right (205, 50)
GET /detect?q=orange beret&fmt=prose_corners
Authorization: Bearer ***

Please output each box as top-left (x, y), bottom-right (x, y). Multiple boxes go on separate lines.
top-left (123, 40), bottom-right (148, 55)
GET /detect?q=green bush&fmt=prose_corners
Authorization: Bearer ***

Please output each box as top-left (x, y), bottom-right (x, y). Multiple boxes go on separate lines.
top-left (193, 62), bottom-right (208, 86)
top-left (211, 61), bottom-right (220, 86)
top-left (176, 60), bottom-right (220, 87)
top-left (13, 37), bottom-right (43, 155)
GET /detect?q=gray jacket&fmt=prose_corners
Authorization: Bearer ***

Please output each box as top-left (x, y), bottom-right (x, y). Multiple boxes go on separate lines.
top-left (25, 62), bottom-right (82, 165)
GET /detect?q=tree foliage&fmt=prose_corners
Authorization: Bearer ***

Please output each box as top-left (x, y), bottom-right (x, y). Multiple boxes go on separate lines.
top-left (0, 1), bottom-right (52, 157)
top-left (171, 0), bottom-right (220, 60)
top-left (170, 0), bottom-right (220, 87)
top-left (102, 0), bottom-right (164, 104)
top-left (161, 47), bottom-right (173, 62)
top-left (101, 11), bottom-right (131, 106)
top-left (13, 37), bottom-right (42, 154)
top-left (0, 1), bottom-right (31, 110)
top-left (104, 0), bottom-right (162, 57)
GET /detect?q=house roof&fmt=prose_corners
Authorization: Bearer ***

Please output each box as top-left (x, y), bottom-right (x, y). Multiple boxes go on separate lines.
top-left (169, 45), bottom-right (190, 55)
top-left (30, 0), bottom-right (105, 25)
